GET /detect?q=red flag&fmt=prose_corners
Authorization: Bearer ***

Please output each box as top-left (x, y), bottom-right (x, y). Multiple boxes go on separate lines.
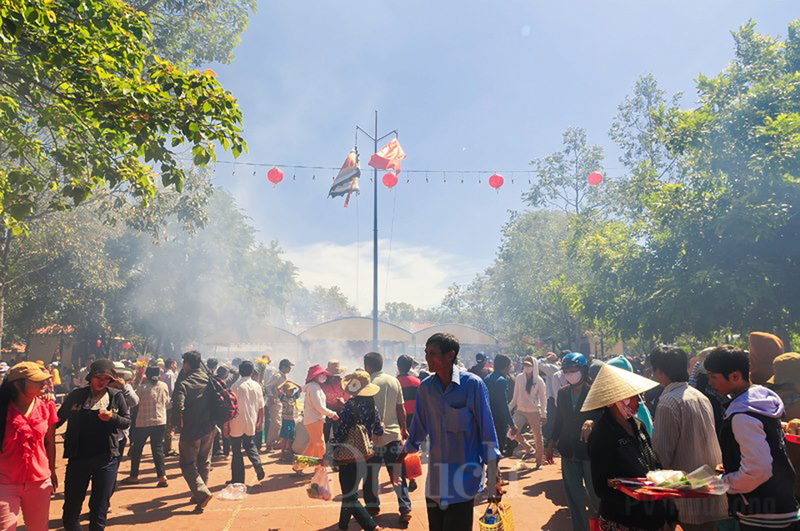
top-left (368, 138), bottom-right (406, 173)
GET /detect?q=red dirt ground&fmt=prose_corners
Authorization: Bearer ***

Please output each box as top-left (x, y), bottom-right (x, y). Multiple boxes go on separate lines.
top-left (32, 431), bottom-right (573, 530)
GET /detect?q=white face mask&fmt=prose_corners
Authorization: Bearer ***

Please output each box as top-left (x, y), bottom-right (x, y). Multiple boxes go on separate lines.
top-left (316, 375), bottom-right (327, 385)
top-left (565, 371), bottom-right (583, 385)
top-left (615, 398), bottom-right (637, 420)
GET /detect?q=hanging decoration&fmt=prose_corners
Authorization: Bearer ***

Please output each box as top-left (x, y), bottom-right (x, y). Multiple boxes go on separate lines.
top-left (267, 167), bottom-right (284, 184)
top-left (122, 342), bottom-right (133, 350)
top-left (368, 138), bottom-right (407, 173)
top-left (489, 173), bottom-right (504, 189)
top-left (382, 172), bottom-right (398, 188)
top-left (328, 149), bottom-right (361, 208)
top-left (588, 172), bottom-right (603, 186)
top-left (96, 339), bottom-right (102, 348)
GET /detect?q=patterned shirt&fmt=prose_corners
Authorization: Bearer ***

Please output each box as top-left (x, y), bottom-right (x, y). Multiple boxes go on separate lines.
top-left (333, 396), bottom-right (384, 443)
top-left (135, 380), bottom-right (169, 428)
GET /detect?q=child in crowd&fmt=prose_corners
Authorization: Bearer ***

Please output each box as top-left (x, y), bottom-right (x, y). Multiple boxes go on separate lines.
top-left (279, 381), bottom-right (301, 461)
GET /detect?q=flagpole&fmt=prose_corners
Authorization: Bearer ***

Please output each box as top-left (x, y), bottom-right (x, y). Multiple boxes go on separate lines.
top-left (372, 111), bottom-right (379, 353)
top-left (355, 112), bottom-right (397, 352)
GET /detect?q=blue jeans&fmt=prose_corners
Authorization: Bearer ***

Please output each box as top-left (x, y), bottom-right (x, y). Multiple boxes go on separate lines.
top-left (63, 454), bottom-right (120, 531)
top-left (561, 457), bottom-right (599, 531)
top-left (364, 440), bottom-right (412, 513)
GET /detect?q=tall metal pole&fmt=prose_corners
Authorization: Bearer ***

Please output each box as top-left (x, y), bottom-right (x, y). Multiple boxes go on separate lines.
top-left (372, 111), bottom-right (379, 352)
top-left (354, 112), bottom-right (397, 354)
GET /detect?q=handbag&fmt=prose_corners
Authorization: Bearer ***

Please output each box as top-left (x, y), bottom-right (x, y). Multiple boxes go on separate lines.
top-left (331, 404), bottom-right (374, 464)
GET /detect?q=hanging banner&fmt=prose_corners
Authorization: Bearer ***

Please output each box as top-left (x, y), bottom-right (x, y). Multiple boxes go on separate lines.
top-left (328, 149), bottom-right (361, 207)
top-left (368, 138), bottom-right (406, 173)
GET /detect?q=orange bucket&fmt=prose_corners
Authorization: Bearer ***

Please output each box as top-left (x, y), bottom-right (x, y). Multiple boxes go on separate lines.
top-left (404, 453), bottom-right (423, 479)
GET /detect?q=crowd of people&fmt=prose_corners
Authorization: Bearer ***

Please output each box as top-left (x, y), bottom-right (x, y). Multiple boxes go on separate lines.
top-left (0, 330), bottom-right (798, 531)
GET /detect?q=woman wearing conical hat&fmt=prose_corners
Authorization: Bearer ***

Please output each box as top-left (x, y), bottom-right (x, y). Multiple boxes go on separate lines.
top-left (583, 363), bottom-right (671, 531)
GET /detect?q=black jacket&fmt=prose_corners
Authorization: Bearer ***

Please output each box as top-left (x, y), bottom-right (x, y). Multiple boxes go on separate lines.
top-left (172, 368), bottom-right (215, 440)
top-left (588, 411), bottom-right (668, 530)
top-left (550, 383), bottom-right (601, 460)
top-left (721, 410), bottom-right (799, 519)
top-left (57, 386), bottom-right (131, 459)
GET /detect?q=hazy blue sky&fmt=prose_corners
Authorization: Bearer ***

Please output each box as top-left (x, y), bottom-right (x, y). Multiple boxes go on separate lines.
top-left (211, 1), bottom-right (797, 313)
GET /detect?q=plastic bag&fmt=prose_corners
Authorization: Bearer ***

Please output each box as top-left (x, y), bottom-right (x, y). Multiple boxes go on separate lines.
top-left (404, 453), bottom-right (423, 479)
top-left (307, 466), bottom-right (332, 501)
top-left (217, 483), bottom-right (248, 501)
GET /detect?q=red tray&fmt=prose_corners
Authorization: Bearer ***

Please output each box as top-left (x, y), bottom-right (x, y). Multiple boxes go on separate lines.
top-left (787, 434), bottom-right (800, 445)
top-left (611, 481), bottom-right (711, 501)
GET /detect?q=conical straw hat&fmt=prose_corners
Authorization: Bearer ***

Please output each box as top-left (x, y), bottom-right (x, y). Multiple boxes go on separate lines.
top-left (581, 363), bottom-right (659, 412)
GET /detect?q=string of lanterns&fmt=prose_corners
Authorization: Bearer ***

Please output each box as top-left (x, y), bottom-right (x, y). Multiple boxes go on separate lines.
top-left (214, 160), bottom-right (607, 190)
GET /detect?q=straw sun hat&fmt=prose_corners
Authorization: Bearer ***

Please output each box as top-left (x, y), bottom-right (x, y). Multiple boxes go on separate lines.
top-left (581, 363), bottom-right (659, 412)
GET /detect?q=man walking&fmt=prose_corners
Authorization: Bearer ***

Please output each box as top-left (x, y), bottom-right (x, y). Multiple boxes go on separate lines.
top-left (364, 352), bottom-right (412, 526)
top-left (705, 345), bottom-right (800, 531)
top-left (649, 345), bottom-right (728, 531)
top-left (484, 354), bottom-right (517, 457)
top-left (401, 333), bottom-right (502, 531)
top-left (264, 358), bottom-right (293, 450)
top-left (228, 361), bottom-right (266, 484)
top-left (468, 352), bottom-right (490, 379)
top-left (160, 358), bottom-right (179, 456)
top-left (172, 351), bottom-right (216, 512)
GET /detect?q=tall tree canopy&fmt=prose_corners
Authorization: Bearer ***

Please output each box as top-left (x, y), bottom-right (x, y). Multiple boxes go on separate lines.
top-left (0, 0), bottom-right (246, 230)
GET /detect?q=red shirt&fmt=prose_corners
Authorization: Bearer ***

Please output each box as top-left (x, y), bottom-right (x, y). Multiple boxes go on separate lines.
top-left (320, 377), bottom-right (347, 412)
top-left (0, 398), bottom-right (58, 484)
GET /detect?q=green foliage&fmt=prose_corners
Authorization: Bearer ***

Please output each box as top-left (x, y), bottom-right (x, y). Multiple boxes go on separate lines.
top-left (524, 128), bottom-right (605, 214)
top-left (438, 210), bottom-right (589, 353)
top-left (570, 20), bottom-right (800, 344)
top-left (285, 285), bottom-right (358, 330)
top-left (0, 0), bottom-right (246, 230)
top-left (129, 0), bottom-right (256, 67)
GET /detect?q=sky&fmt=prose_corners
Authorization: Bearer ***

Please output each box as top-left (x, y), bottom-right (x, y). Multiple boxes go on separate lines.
top-left (211, 1), bottom-right (797, 314)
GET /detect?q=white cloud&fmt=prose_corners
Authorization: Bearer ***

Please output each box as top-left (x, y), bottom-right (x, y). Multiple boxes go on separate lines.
top-left (284, 239), bottom-right (472, 314)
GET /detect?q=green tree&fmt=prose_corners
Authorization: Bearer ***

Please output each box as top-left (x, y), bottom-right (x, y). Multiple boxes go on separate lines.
top-left (130, 0), bottom-right (256, 67)
top-left (571, 20), bottom-right (800, 346)
top-left (524, 127), bottom-right (605, 214)
top-left (0, 0), bottom-right (246, 229)
top-left (285, 285), bottom-right (358, 330)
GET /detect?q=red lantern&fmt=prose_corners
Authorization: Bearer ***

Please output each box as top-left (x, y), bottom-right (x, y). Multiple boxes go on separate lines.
top-left (382, 172), bottom-right (398, 188)
top-left (122, 342), bottom-right (132, 350)
top-left (588, 172), bottom-right (603, 186)
top-left (96, 339), bottom-right (102, 348)
top-left (489, 173), bottom-right (504, 189)
top-left (267, 167), bottom-right (284, 184)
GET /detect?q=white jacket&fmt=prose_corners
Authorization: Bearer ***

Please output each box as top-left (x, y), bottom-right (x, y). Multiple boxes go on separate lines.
top-left (302, 381), bottom-right (336, 425)
top-left (510, 370), bottom-right (547, 418)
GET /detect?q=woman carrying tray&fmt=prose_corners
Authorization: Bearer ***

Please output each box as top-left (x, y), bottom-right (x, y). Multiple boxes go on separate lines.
top-left (585, 363), bottom-right (672, 531)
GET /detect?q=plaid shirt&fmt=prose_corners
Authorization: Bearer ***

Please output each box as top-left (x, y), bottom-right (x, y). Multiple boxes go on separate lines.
top-left (135, 380), bottom-right (169, 428)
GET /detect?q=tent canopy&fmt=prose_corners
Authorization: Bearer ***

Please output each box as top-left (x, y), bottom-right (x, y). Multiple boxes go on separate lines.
top-left (299, 317), bottom-right (413, 343)
top-left (413, 324), bottom-right (498, 346)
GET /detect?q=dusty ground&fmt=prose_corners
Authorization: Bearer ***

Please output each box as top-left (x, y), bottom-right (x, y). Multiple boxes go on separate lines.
top-left (33, 431), bottom-right (572, 530)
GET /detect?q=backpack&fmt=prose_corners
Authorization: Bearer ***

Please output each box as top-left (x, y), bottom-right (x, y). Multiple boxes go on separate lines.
top-left (203, 364), bottom-right (239, 425)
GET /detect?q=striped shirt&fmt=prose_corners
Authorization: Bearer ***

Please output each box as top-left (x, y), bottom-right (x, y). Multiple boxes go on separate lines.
top-left (652, 382), bottom-right (728, 525)
top-left (398, 374), bottom-right (420, 416)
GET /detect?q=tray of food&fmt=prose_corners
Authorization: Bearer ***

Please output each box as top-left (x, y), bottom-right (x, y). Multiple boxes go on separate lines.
top-left (610, 466), bottom-right (727, 501)
top-left (783, 419), bottom-right (800, 444)
top-left (609, 479), bottom-right (713, 501)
